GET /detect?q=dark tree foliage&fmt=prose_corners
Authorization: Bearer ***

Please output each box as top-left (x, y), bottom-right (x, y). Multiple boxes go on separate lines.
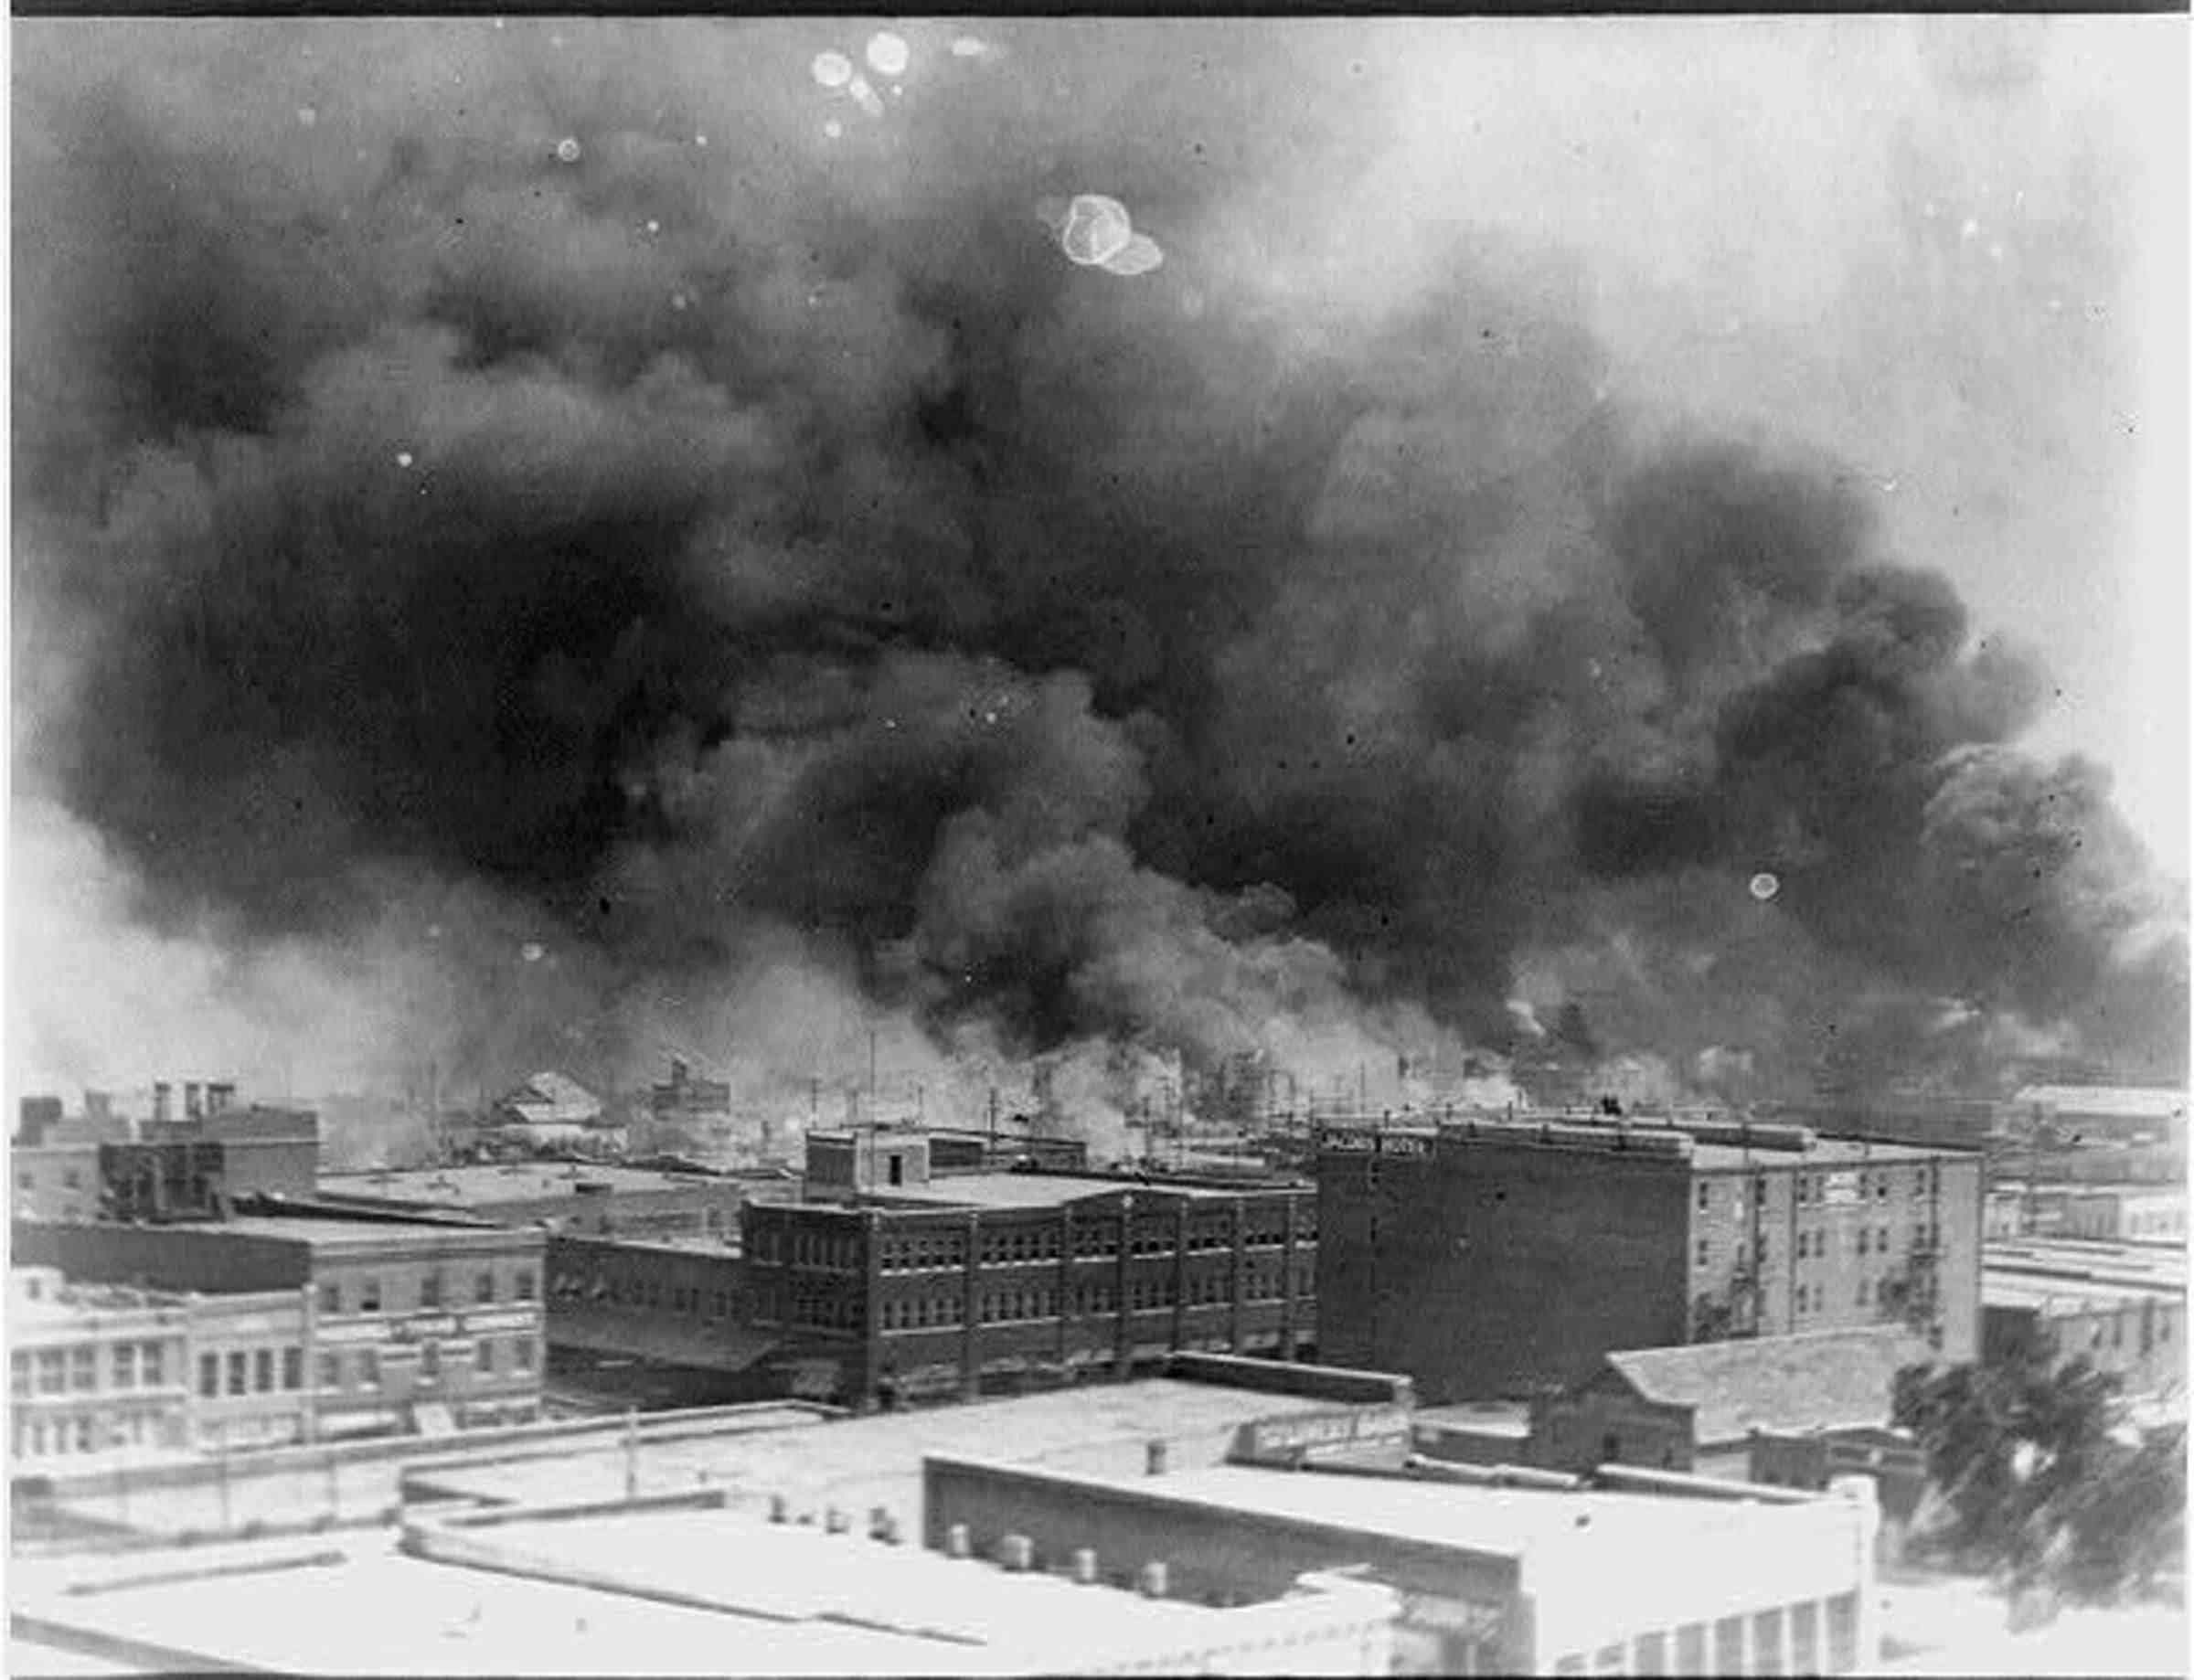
top-left (1894, 1356), bottom-right (2186, 1603)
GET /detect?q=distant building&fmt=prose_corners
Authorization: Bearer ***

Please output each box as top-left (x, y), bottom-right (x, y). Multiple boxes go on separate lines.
top-left (1528, 1325), bottom-right (1932, 1480)
top-left (1983, 1237), bottom-right (2186, 1411)
top-left (2007, 1085), bottom-right (2189, 1148)
top-left (1317, 1114), bottom-right (1983, 1403)
top-left (11, 1084), bottom-right (318, 1223)
top-left (925, 1450), bottom-right (1887, 1675)
top-left (490, 1071), bottom-right (619, 1152)
top-left (16, 1208), bottom-right (547, 1438)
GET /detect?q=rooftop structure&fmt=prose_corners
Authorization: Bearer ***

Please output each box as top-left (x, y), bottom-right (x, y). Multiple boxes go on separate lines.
top-left (318, 1160), bottom-right (767, 1243)
top-left (1982, 1239), bottom-right (2186, 1409)
top-left (2009, 1086), bottom-right (2189, 1125)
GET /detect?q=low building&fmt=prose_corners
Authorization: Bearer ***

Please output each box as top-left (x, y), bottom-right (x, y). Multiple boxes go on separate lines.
top-left (10, 1494), bottom-right (1401, 1676)
top-left (316, 1159), bottom-right (771, 1242)
top-left (1528, 1325), bottom-right (1933, 1479)
top-left (1984, 1239), bottom-right (2186, 1408)
top-left (15, 1209), bottom-right (547, 1439)
top-left (924, 1451), bottom-right (1886, 1675)
top-left (2007, 1085), bottom-right (2189, 1149)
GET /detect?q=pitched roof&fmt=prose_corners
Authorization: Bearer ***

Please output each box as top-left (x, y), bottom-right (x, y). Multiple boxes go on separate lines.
top-left (1604, 1327), bottom-right (1931, 1446)
top-left (500, 1071), bottom-right (602, 1125)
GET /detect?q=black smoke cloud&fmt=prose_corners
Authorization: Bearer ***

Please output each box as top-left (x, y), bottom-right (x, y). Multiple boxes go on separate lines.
top-left (13, 19), bottom-right (2184, 1117)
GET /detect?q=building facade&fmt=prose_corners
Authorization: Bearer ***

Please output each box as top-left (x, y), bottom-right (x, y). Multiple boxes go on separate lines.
top-left (1984, 1243), bottom-right (2186, 1408)
top-left (1317, 1115), bottom-right (1982, 1403)
top-left (15, 1212), bottom-right (547, 1439)
top-left (739, 1157), bottom-right (1318, 1410)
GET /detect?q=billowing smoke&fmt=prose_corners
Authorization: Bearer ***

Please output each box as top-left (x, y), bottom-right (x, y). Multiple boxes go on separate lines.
top-left (12, 20), bottom-right (2184, 1145)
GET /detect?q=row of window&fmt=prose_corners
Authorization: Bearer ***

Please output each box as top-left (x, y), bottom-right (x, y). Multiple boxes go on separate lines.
top-left (1697, 1165), bottom-right (1945, 1214)
top-left (13, 1411), bottom-right (165, 1462)
top-left (1793, 1277), bottom-right (1904, 1315)
top-left (758, 1210), bottom-right (1318, 1274)
top-left (197, 1346), bottom-right (304, 1398)
top-left (1696, 1222), bottom-right (1940, 1269)
top-left (13, 1341), bottom-right (172, 1398)
top-left (1547, 1591), bottom-right (1861, 1677)
top-left (878, 1265), bottom-right (1312, 1330)
top-left (318, 1267), bottom-right (535, 1317)
top-left (312, 1335), bottom-right (536, 1392)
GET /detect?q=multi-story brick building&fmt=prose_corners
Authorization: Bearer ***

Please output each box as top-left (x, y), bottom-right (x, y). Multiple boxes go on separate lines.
top-left (15, 1208), bottom-right (546, 1439)
top-left (744, 1132), bottom-right (1318, 1409)
top-left (543, 1128), bottom-right (1318, 1411)
top-left (13, 1085), bottom-right (317, 1223)
top-left (1317, 1114), bottom-right (1982, 1403)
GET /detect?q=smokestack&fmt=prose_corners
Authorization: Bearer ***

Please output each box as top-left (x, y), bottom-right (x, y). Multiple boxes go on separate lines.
top-left (152, 1082), bottom-right (172, 1125)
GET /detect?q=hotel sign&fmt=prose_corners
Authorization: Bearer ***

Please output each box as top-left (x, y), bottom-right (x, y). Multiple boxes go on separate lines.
top-left (1321, 1132), bottom-right (1431, 1158)
top-left (1235, 1404), bottom-right (1411, 1465)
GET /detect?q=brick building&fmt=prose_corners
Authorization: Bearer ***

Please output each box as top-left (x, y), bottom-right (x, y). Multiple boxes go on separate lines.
top-left (540, 1130), bottom-right (1318, 1411)
top-left (13, 1085), bottom-right (317, 1224)
top-left (15, 1209), bottom-right (546, 1438)
top-left (1317, 1115), bottom-right (1982, 1403)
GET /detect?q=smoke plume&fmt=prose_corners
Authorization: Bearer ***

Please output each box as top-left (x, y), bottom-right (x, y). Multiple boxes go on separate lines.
top-left (12, 20), bottom-right (2184, 1143)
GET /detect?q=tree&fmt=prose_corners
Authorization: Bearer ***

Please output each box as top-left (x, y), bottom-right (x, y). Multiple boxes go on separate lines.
top-left (1893, 1354), bottom-right (2184, 1604)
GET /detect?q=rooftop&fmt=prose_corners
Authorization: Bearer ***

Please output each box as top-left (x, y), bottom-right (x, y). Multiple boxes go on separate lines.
top-left (6, 1505), bottom-right (1390, 1678)
top-left (398, 1377), bottom-right (1393, 1525)
top-left (1984, 1271), bottom-right (2184, 1314)
top-left (859, 1171), bottom-right (1266, 1211)
top-left (1985, 1237), bottom-right (2188, 1292)
top-left (319, 1163), bottom-right (745, 1206)
top-left (951, 1456), bottom-right (1837, 1563)
top-left (214, 1214), bottom-right (541, 1251)
top-left (2011, 1087), bottom-right (2189, 1122)
top-left (1602, 1327), bottom-right (1930, 1445)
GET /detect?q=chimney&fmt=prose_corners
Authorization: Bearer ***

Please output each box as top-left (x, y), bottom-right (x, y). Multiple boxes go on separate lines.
top-left (153, 1082), bottom-right (173, 1125)
top-left (185, 1082), bottom-right (204, 1122)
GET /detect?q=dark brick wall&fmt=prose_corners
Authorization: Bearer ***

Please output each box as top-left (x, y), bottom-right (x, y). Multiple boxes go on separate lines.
top-left (16, 1220), bottom-right (307, 1292)
top-left (1318, 1138), bottom-right (1690, 1402)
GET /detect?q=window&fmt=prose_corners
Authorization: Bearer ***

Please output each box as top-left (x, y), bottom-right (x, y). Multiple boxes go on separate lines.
top-left (228, 1352), bottom-right (249, 1397)
top-left (200, 1353), bottom-right (221, 1398)
top-left (1795, 1283), bottom-right (1809, 1313)
top-left (1877, 1178), bottom-right (1890, 1201)
top-left (1696, 1182), bottom-right (1710, 1212)
top-left (1696, 1239), bottom-right (1709, 1267)
top-left (1857, 1228), bottom-right (1869, 1256)
top-left (476, 1271), bottom-right (495, 1305)
top-left (1754, 1177), bottom-right (1769, 1204)
top-left (10, 1352), bottom-right (28, 1399)
top-left (70, 1346), bottom-right (97, 1393)
top-left (420, 1342), bottom-right (442, 1383)
top-left (282, 1347), bottom-right (303, 1390)
top-left (360, 1278), bottom-right (381, 1313)
top-left (62, 1168), bottom-right (80, 1190)
top-left (112, 1343), bottom-right (137, 1390)
top-left (15, 1169), bottom-right (30, 1190)
top-left (255, 1349), bottom-right (274, 1393)
top-left (421, 1271), bottom-right (443, 1310)
top-left (478, 1338), bottom-right (497, 1375)
top-left (320, 1281), bottom-right (341, 1314)
top-left (319, 1352), bottom-right (341, 1390)
top-left (360, 1350), bottom-right (379, 1388)
top-left (514, 1335), bottom-right (535, 1372)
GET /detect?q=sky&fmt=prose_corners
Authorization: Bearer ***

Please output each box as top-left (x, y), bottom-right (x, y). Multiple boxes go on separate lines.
top-left (7, 17), bottom-right (2186, 1117)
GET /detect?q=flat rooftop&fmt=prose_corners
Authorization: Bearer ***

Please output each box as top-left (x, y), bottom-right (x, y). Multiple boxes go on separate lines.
top-left (1984, 1271), bottom-right (2183, 1313)
top-left (1985, 1238), bottom-right (2188, 1289)
top-left (218, 1214), bottom-right (538, 1249)
top-left (320, 1163), bottom-right (747, 1204)
top-left (399, 1377), bottom-right (1389, 1527)
top-left (943, 1457), bottom-right (1834, 1563)
top-left (868, 1172), bottom-right (1263, 1211)
top-left (8, 1503), bottom-right (1378, 1678)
